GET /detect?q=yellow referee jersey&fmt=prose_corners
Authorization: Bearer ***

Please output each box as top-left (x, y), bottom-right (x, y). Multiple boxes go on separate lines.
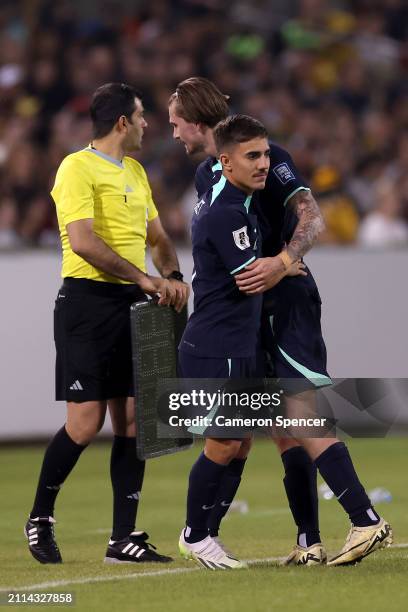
top-left (51, 146), bottom-right (158, 283)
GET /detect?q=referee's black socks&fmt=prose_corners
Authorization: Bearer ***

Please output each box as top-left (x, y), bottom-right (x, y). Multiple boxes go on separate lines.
top-left (30, 426), bottom-right (87, 519)
top-left (110, 435), bottom-right (145, 541)
top-left (315, 442), bottom-right (380, 527)
top-left (281, 446), bottom-right (321, 547)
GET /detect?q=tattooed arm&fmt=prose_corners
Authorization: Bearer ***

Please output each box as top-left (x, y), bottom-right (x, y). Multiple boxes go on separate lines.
top-left (235, 189), bottom-right (322, 294)
top-left (285, 189), bottom-right (325, 262)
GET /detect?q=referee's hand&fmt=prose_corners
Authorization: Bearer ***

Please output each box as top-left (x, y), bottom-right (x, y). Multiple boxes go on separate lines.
top-left (139, 275), bottom-right (176, 306)
top-left (168, 279), bottom-right (190, 313)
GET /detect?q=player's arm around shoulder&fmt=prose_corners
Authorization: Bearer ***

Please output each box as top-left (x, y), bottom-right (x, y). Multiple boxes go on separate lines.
top-left (146, 216), bottom-right (190, 312)
top-left (285, 189), bottom-right (325, 262)
top-left (234, 146), bottom-right (322, 293)
top-left (237, 188), bottom-right (324, 293)
top-left (233, 184), bottom-right (309, 294)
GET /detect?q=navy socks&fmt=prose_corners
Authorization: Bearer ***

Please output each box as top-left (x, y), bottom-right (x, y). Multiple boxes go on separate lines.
top-left (315, 442), bottom-right (379, 527)
top-left (207, 457), bottom-right (247, 537)
top-left (185, 452), bottom-right (227, 543)
top-left (281, 446), bottom-right (321, 547)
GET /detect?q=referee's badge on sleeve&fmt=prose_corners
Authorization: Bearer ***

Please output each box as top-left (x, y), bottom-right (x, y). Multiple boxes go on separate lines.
top-left (232, 226), bottom-right (250, 250)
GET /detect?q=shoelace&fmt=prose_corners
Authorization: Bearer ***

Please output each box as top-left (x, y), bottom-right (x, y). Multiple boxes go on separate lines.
top-left (129, 537), bottom-right (157, 552)
top-left (46, 523), bottom-right (60, 551)
top-left (33, 521), bottom-right (60, 552)
top-left (196, 538), bottom-right (233, 563)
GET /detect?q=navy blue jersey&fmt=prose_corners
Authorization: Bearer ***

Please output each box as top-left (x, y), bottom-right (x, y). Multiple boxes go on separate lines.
top-left (180, 177), bottom-right (262, 358)
top-left (195, 143), bottom-right (318, 295)
top-left (195, 143), bottom-right (309, 256)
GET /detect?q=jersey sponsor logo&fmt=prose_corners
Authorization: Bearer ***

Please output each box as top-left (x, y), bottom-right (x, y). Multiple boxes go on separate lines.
top-left (273, 162), bottom-right (295, 184)
top-left (125, 184), bottom-right (133, 192)
top-left (194, 198), bottom-right (205, 215)
top-left (232, 226), bottom-right (251, 250)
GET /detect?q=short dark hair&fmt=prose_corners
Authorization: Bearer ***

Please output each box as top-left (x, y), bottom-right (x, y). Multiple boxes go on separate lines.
top-left (90, 82), bottom-right (140, 139)
top-left (169, 77), bottom-right (229, 128)
top-left (213, 115), bottom-right (268, 152)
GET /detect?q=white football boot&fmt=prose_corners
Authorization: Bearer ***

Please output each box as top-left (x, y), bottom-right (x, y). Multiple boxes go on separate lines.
top-left (179, 530), bottom-right (247, 570)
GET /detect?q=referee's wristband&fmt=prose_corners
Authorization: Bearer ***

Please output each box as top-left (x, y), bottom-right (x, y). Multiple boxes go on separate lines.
top-left (166, 270), bottom-right (184, 282)
top-left (278, 250), bottom-right (293, 270)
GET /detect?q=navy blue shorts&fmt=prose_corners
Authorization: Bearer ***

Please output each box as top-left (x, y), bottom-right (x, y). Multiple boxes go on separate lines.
top-left (262, 276), bottom-right (332, 393)
top-left (178, 351), bottom-right (258, 379)
top-left (177, 351), bottom-right (259, 437)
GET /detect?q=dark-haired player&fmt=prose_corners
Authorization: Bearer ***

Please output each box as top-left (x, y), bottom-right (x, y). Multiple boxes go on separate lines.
top-left (178, 115), bottom-right (303, 570)
top-left (25, 82), bottom-right (189, 565)
top-left (170, 77), bottom-right (392, 567)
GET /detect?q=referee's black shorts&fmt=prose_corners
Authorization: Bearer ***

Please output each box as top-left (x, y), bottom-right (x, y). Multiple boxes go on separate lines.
top-left (54, 278), bottom-right (146, 403)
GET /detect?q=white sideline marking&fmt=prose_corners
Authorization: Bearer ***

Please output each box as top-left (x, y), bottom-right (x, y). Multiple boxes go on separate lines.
top-left (0, 556), bottom-right (282, 593)
top-left (2, 545), bottom-right (407, 593)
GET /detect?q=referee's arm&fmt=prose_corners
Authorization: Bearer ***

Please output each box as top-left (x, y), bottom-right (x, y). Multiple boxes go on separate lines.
top-left (67, 218), bottom-right (175, 306)
top-left (147, 217), bottom-right (190, 312)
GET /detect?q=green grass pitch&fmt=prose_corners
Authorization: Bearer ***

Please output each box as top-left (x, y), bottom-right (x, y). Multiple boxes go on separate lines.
top-left (0, 438), bottom-right (407, 611)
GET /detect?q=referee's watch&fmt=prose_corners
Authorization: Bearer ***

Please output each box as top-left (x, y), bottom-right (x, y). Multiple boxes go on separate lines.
top-left (167, 270), bottom-right (184, 282)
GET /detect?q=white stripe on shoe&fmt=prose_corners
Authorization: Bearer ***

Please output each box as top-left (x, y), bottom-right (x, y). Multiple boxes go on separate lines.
top-left (121, 543), bottom-right (134, 554)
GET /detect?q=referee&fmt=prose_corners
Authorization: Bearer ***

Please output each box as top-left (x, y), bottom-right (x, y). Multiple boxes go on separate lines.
top-left (25, 83), bottom-right (189, 565)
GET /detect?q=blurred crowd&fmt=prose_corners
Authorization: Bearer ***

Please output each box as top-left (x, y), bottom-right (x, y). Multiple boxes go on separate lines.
top-left (0, 0), bottom-right (407, 250)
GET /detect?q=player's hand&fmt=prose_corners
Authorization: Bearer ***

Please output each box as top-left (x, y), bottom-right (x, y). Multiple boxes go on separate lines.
top-left (168, 279), bottom-right (190, 313)
top-left (286, 260), bottom-right (308, 277)
top-left (139, 275), bottom-right (176, 306)
top-left (235, 256), bottom-right (286, 294)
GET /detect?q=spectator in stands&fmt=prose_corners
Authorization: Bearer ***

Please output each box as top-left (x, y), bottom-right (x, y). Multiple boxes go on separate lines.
top-left (0, 0), bottom-right (406, 249)
top-left (358, 179), bottom-right (408, 249)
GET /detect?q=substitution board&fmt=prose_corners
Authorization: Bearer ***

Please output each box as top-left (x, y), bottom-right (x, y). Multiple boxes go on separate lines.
top-left (130, 300), bottom-right (193, 459)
